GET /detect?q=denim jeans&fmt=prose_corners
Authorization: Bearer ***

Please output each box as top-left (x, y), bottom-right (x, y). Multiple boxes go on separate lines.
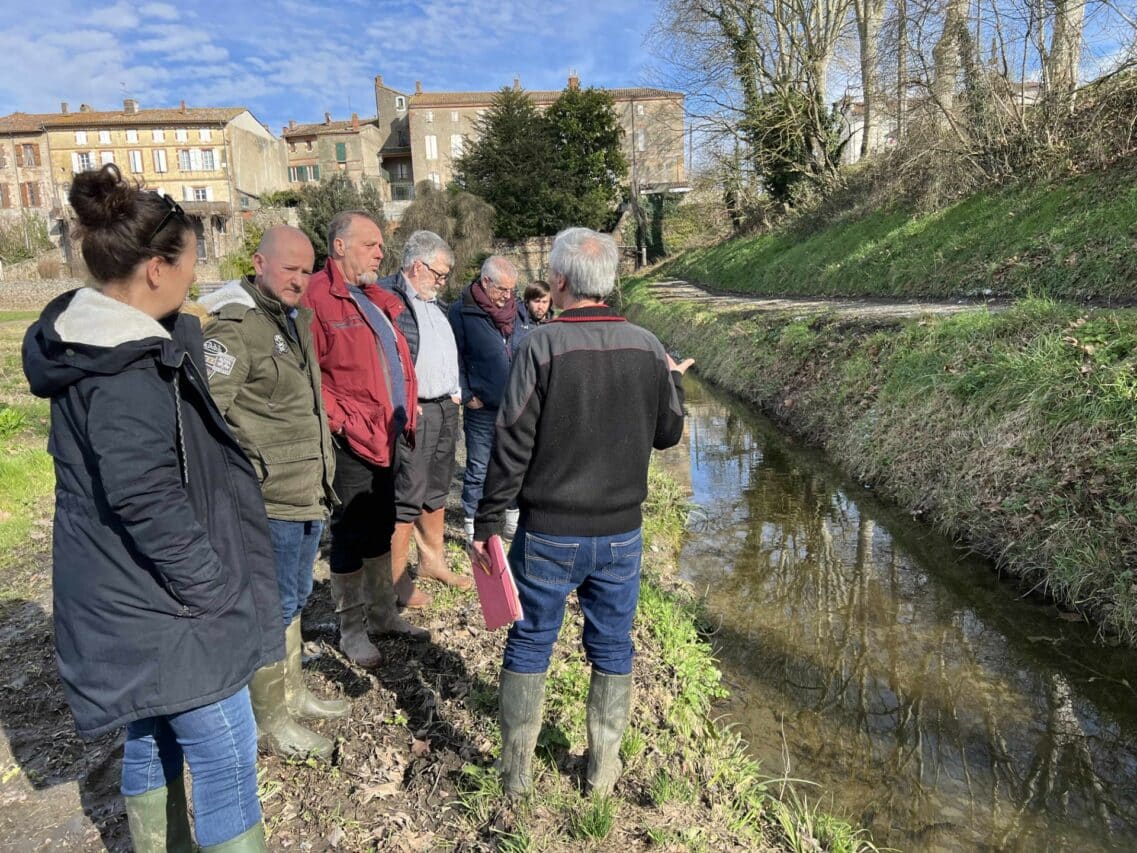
top-left (461, 405), bottom-right (497, 519)
top-left (121, 687), bottom-right (260, 847)
top-left (268, 518), bottom-right (324, 626)
top-left (503, 527), bottom-right (643, 675)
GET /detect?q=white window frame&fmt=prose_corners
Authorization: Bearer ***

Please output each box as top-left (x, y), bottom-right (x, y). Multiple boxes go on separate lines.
top-left (635, 103), bottom-right (645, 117)
top-left (428, 171), bottom-right (440, 188)
top-left (98, 130), bottom-right (112, 144)
top-left (128, 150), bottom-right (144, 173)
top-left (199, 128), bottom-right (212, 141)
top-left (153, 129), bottom-right (165, 142)
top-left (126, 129), bottom-right (139, 143)
top-left (75, 130), bottom-right (87, 144)
top-left (153, 149), bottom-right (168, 172)
top-left (636, 129), bottom-right (645, 152)
top-left (450, 134), bottom-right (463, 157)
top-left (450, 110), bottom-right (459, 123)
top-left (100, 150), bottom-right (115, 165)
top-left (201, 149), bottom-right (216, 170)
top-left (394, 95), bottom-right (406, 110)
top-left (73, 151), bottom-right (94, 172)
top-left (424, 134), bottom-right (437, 160)
top-left (178, 149), bottom-right (192, 171)
top-left (192, 186), bottom-right (209, 202)
top-left (175, 128), bottom-right (188, 142)
top-left (425, 110), bottom-right (434, 123)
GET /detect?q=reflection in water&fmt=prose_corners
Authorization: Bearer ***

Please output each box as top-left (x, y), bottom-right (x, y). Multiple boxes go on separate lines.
top-left (666, 379), bottom-right (1137, 852)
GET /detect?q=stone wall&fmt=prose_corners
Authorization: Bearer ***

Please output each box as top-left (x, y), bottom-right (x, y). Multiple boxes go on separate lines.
top-left (490, 232), bottom-right (639, 283)
top-left (0, 248), bottom-right (68, 281)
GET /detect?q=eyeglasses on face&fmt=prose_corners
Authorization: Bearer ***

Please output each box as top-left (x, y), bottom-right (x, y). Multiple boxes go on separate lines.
top-left (422, 261), bottom-right (450, 284)
top-left (147, 193), bottom-right (188, 246)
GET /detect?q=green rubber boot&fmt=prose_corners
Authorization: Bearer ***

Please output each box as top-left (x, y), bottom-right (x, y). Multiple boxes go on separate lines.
top-left (283, 618), bottom-right (349, 720)
top-left (249, 659), bottom-right (334, 761)
top-left (123, 773), bottom-right (194, 853)
top-left (200, 822), bottom-right (267, 852)
top-left (498, 668), bottom-right (547, 795)
top-left (585, 670), bottom-right (632, 797)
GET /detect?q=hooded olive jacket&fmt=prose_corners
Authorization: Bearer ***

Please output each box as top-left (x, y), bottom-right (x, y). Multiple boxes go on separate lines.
top-left (198, 279), bottom-right (336, 521)
top-left (22, 288), bottom-right (283, 738)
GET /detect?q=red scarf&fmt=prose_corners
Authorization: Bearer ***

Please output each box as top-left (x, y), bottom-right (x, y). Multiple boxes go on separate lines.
top-left (471, 281), bottom-right (516, 338)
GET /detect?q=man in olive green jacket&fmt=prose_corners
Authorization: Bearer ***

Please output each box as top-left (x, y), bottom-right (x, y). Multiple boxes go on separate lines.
top-left (200, 225), bottom-right (347, 762)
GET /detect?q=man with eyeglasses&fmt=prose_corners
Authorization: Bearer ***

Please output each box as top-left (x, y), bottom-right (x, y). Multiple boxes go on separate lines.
top-left (379, 231), bottom-right (474, 610)
top-left (448, 255), bottom-right (524, 543)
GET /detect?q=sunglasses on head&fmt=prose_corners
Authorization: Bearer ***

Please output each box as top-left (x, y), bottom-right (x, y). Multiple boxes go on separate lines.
top-left (147, 193), bottom-right (188, 246)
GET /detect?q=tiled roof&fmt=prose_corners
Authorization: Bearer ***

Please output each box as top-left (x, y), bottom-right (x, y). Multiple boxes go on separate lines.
top-left (0, 106), bottom-right (247, 132)
top-left (283, 118), bottom-right (379, 137)
top-left (409, 87), bottom-right (682, 108)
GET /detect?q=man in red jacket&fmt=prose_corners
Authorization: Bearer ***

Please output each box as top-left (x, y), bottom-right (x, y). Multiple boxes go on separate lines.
top-left (302, 211), bottom-right (428, 666)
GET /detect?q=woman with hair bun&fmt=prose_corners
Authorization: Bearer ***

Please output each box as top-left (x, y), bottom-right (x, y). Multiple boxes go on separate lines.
top-left (22, 164), bottom-right (279, 852)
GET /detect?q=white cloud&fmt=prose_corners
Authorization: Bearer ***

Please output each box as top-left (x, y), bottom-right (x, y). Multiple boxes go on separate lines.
top-left (140, 2), bottom-right (179, 21)
top-left (85, 1), bottom-right (140, 30)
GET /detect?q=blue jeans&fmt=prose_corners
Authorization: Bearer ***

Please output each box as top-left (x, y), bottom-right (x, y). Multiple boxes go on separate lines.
top-left (121, 687), bottom-right (260, 847)
top-left (503, 527), bottom-right (643, 675)
top-left (268, 518), bottom-right (324, 626)
top-left (461, 405), bottom-right (497, 519)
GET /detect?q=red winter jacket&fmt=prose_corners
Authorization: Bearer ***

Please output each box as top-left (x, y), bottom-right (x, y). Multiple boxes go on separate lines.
top-left (302, 259), bottom-right (417, 468)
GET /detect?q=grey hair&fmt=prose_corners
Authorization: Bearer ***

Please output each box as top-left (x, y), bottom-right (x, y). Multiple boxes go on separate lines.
top-left (480, 255), bottom-right (518, 286)
top-left (326, 210), bottom-right (374, 258)
top-left (402, 230), bottom-right (453, 270)
top-left (548, 227), bottom-right (618, 299)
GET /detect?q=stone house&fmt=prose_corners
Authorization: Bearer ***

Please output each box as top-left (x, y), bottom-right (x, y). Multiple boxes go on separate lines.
top-left (282, 112), bottom-right (385, 192)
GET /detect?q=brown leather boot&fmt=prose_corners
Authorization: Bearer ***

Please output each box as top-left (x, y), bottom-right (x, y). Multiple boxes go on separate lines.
top-left (414, 508), bottom-right (473, 590)
top-left (391, 520), bottom-right (431, 608)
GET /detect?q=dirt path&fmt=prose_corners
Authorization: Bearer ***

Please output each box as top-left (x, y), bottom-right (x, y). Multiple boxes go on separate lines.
top-left (647, 278), bottom-right (1004, 320)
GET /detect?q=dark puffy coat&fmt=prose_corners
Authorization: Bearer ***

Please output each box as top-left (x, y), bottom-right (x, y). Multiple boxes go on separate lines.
top-left (22, 288), bottom-right (283, 738)
top-left (448, 284), bottom-right (529, 410)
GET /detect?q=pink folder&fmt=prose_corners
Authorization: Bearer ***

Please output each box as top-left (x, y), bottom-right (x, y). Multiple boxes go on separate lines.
top-left (474, 534), bottom-right (524, 631)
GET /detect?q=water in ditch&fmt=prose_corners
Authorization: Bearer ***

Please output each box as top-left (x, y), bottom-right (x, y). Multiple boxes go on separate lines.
top-left (662, 377), bottom-right (1137, 851)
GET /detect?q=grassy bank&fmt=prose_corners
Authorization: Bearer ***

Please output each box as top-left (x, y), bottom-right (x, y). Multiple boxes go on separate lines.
top-left (626, 282), bottom-right (1137, 643)
top-left (663, 164), bottom-right (1137, 302)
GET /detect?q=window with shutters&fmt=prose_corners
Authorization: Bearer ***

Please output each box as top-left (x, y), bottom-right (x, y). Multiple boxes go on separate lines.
top-left (426, 111), bottom-right (433, 124)
top-left (424, 135), bottom-right (437, 160)
top-left (178, 149), bottom-right (192, 171)
top-left (153, 149), bottom-right (168, 172)
top-left (311, 165), bottom-right (320, 180)
top-left (193, 186), bottom-right (209, 202)
top-left (175, 128), bottom-right (188, 142)
top-left (635, 103), bottom-right (644, 117)
top-left (75, 131), bottom-right (87, 144)
top-left (0, 184), bottom-right (9, 208)
top-left (126, 129), bottom-right (138, 143)
top-left (19, 144), bottom-right (40, 166)
top-left (128, 150), bottom-right (144, 173)
top-left (21, 182), bottom-right (39, 206)
top-left (450, 111), bottom-right (459, 123)
top-left (153, 129), bottom-right (165, 142)
top-left (100, 151), bottom-right (115, 165)
top-left (98, 130), bottom-right (111, 144)
top-left (335, 142), bottom-right (347, 163)
top-left (201, 149), bottom-right (216, 170)
top-left (395, 96), bottom-right (406, 110)
top-left (74, 151), bottom-right (94, 172)
top-left (200, 128), bottom-right (212, 141)
top-left (450, 134), bottom-right (463, 157)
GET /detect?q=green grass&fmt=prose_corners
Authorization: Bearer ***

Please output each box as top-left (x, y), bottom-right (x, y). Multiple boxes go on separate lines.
top-left (0, 313), bottom-right (53, 591)
top-left (663, 167), bottom-right (1137, 301)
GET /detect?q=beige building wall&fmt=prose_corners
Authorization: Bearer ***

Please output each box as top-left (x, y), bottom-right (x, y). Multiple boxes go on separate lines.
top-left (226, 111), bottom-right (289, 204)
top-left (0, 130), bottom-right (55, 222)
top-left (283, 115), bottom-right (384, 192)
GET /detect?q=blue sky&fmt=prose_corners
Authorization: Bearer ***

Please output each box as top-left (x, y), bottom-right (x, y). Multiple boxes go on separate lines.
top-left (0, 0), bottom-right (663, 135)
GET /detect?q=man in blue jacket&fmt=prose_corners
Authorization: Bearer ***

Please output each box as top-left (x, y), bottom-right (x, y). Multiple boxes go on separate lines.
top-left (447, 255), bottom-right (523, 542)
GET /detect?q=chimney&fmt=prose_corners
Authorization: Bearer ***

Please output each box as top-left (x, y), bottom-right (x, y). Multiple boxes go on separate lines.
top-left (288, 119), bottom-right (296, 130)
top-left (60, 101), bottom-right (69, 114)
top-left (414, 80), bottom-right (422, 94)
top-left (180, 99), bottom-right (187, 113)
top-left (79, 103), bottom-right (92, 112)
top-left (351, 112), bottom-right (359, 130)
top-left (123, 98), bottom-right (138, 114)
top-left (513, 76), bottom-right (520, 92)
top-left (567, 73), bottom-right (580, 91)
top-left (324, 112), bottom-right (332, 125)
top-left (375, 74), bottom-right (383, 88)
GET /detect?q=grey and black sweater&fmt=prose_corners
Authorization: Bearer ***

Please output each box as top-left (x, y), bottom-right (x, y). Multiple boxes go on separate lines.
top-left (474, 305), bottom-right (686, 540)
